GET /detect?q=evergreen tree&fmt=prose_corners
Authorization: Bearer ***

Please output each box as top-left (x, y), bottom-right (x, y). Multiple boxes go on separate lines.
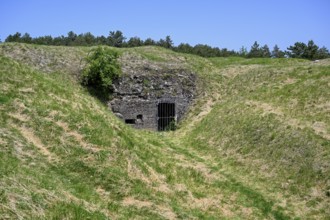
top-left (5, 32), bottom-right (22, 42)
top-left (20, 33), bottom-right (32, 43)
top-left (107, 31), bottom-right (126, 47)
top-left (164, 36), bottom-right (173, 48)
top-left (175, 43), bottom-right (193, 53)
top-left (287, 40), bottom-right (320, 60)
top-left (222, 49), bottom-right (238, 57)
top-left (95, 36), bottom-right (107, 45)
top-left (53, 35), bottom-right (66, 46)
top-left (271, 45), bottom-right (285, 58)
top-left (315, 46), bottom-right (330, 59)
top-left (6, 30), bottom-right (327, 60)
top-left (67, 31), bottom-right (77, 45)
top-left (286, 42), bottom-right (307, 58)
top-left (34, 35), bottom-right (53, 45)
top-left (127, 37), bottom-right (143, 47)
top-left (73, 34), bottom-right (87, 46)
top-left (305, 40), bottom-right (318, 60)
top-left (239, 46), bottom-right (248, 57)
top-left (144, 38), bottom-right (156, 46)
top-left (157, 36), bottom-right (173, 48)
top-left (193, 44), bottom-right (217, 57)
top-left (83, 32), bottom-right (95, 46)
top-left (248, 41), bottom-right (263, 58)
top-left (261, 44), bottom-right (271, 57)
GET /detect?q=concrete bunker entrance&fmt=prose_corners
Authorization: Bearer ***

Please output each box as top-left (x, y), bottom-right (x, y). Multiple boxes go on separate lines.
top-left (158, 102), bottom-right (175, 131)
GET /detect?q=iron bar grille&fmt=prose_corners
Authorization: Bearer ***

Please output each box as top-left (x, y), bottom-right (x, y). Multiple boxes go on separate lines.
top-left (157, 103), bottom-right (175, 131)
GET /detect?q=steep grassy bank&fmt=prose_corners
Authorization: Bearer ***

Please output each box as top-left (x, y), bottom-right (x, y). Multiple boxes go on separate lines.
top-left (176, 57), bottom-right (330, 218)
top-left (0, 43), bottom-right (329, 219)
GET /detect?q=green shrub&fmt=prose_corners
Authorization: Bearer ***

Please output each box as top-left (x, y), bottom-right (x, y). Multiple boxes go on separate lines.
top-left (82, 46), bottom-right (121, 92)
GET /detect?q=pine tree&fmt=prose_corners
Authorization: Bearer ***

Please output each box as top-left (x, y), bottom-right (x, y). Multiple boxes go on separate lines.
top-left (271, 45), bottom-right (285, 58)
top-left (239, 46), bottom-right (248, 57)
top-left (127, 37), bottom-right (143, 47)
top-left (261, 44), bottom-right (271, 58)
top-left (315, 47), bottom-right (330, 59)
top-left (5, 32), bottom-right (22, 42)
top-left (286, 42), bottom-right (307, 58)
top-left (158, 36), bottom-right (173, 48)
top-left (248, 41), bottom-right (262, 58)
top-left (144, 38), bottom-right (156, 46)
top-left (107, 31), bottom-right (126, 47)
top-left (305, 40), bottom-right (318, 60)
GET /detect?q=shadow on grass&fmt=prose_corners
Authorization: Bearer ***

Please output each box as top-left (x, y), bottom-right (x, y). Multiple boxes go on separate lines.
top-left (85, 86), bottom-right (112, 104)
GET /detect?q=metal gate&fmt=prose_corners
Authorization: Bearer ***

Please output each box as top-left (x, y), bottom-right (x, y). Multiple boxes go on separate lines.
top-left (157, 103), bottom-right (175, 131)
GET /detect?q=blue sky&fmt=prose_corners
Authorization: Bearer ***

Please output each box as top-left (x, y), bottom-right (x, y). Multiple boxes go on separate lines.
top-left (1, 0), bottom-right (329, 51)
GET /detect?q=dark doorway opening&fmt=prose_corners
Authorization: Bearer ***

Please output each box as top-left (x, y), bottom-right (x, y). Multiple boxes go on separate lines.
top-left (158, 103), bottom-right (175, 131)
top-left (125, 119), bottom-right (136, 124)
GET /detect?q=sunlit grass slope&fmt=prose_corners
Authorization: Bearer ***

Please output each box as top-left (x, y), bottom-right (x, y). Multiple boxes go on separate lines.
top-left (0, 43), bottom-right (329, 219)
top-left (177, 57), bottom-right (330, 219)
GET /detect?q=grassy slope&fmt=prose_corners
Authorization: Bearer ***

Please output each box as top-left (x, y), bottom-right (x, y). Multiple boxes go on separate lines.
top-left (0, 43), bottom-right (329, 219)
top-left (177, 57), bottom-right (330, 218)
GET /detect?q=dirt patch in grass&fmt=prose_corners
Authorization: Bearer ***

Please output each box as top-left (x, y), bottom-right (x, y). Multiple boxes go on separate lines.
top-left (127, 158), bottom-right (172, 194)
top-left (13, 125), bottom-right (58, 162)
top-left (122, 197), bottom-right (153, 209)
top-left (62, 191), bottom-right (113, 219)
top-left (220, 65), bottom-right (262, 78)
top-left (315, 101), bottom-right (330, 111)
top-left (95, 186), bottom-right (110, 200)
top-left (49, 93), bottom-right (70, 104)
top-left (12, 99), bottom-right (29, 112)
top-left (246, 100), bottom-right (284, 117)
top-left (122, 196), bottom-right (177, 219)
top-left (19, 87), bottom-right (35, 94)
top-left (282, 78), bottom-right (297, 85)
top-left (312, 121), bottom-right (330, 140)
top-left (127, 158), bottom-right (152, 184)
top-left (51, 119), bottom-right (101, 153)
top-left (8, 112), bottom-right (29, 122)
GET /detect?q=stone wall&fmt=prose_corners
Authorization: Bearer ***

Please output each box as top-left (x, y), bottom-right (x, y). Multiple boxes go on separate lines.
top-left (109, 61), bottom-right (197, 130)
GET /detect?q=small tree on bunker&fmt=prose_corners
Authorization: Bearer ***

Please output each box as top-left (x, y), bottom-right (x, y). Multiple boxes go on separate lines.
top-left (82, 47), bottom-right (121, 94)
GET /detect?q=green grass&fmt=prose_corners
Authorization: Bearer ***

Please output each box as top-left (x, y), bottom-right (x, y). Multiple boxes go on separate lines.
top-left (0, 43), bottom-right (329, 219)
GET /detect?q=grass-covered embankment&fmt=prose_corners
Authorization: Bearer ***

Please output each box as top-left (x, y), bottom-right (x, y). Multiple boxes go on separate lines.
top-left (0, 43), bottom-right (329, 219)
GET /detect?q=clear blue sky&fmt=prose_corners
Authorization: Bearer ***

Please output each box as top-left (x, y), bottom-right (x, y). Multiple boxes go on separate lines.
top-left (1, 0), bottom-right (329, 51)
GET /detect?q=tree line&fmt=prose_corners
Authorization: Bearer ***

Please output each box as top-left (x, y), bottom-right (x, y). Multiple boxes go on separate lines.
top-left (3, 31), bottom-right (330, 60)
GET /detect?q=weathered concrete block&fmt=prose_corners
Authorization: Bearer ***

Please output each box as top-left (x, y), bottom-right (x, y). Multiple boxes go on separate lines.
top-left (109, 60), bottom-right (196, 131)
